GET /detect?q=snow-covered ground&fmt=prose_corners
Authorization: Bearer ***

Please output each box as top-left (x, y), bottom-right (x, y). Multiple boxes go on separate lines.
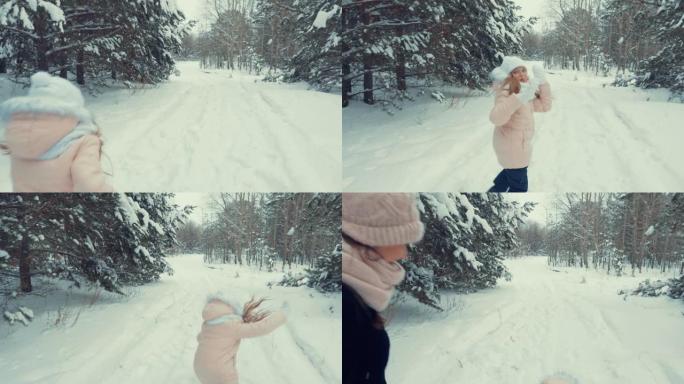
top-left (0, 61), bottom-right (341, 192)
top-left (343, 69), bottom-right (683, 192)
top-left (386, 257), bottom-right (684, 384)
top-left (0, 254), bottom-right (341, 384)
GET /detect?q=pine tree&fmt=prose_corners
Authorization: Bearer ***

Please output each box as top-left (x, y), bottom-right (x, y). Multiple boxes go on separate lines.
top-left (304, 243), bottom-right (342, 292)
top-left (0, 0), bottom-right (188, 84)
top-left (111, 193), bottom-right (191, 285)
top-left (0, 0), bottom-right (66, 75)
top-left (400, 257), bottom-right (441, 309)
top-left (635, 0), bottom-right (684, 96)
top-left (429, 0), bottom-right (530, 88)
top-left (294, 193), bottom-right (342, 266)
top-left (0, 193), bottom-right (190, 294)
top-left (341, 0), bottom-right (531, 106)
top-left (398, 193), bottom-right (532, 309)
top-left (283, 1), bottom-right (340, 90)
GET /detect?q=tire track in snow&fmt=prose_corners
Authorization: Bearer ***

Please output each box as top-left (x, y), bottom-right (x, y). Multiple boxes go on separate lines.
top-left (284, 321), bottom-right (339, 384)
top-left (256, 89), bottom-right (340, 178)
top-left (343, 72), bottom-right (682, 191)
top-left (191, 258), bottom-right (338, 383)
top-left (0, 255), bottom-right (339, 384)
top-left (609, 105), bottom-right (682, 183)
top-left (236, 79), bottom-right (304, 188)
top-left (390, 258), bottom-right (684, 384)
top-left (0, 61), bottom-right (338, 192)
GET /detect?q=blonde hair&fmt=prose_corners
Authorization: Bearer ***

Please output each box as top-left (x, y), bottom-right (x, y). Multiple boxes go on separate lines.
top-left (501, 75), bottom-right (521, 95)
top-left (93, 124), bottom-right (104, 157)
top-left (242, 296), bottom-right (271, 323)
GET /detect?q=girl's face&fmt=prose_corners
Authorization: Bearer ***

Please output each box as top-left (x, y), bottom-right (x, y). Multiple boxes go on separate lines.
top-left (510, 66), bottom-right (529, 83)
top-left (374, 244), bottom-right (408, 262)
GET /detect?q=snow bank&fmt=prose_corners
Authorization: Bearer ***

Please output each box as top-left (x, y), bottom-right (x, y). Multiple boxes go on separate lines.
top-left (385, 257), bottom-right (684, 384)
top-left (0, 254), bottom-right (341, 383)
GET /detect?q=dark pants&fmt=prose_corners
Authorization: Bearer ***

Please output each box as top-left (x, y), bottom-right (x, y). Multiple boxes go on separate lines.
top-left (488, 167), bottom-right (528, 192)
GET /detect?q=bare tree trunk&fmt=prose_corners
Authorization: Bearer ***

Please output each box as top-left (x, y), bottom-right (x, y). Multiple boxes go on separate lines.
top-left (341, 6), bottom-right (351, 108)
top-left (19, 234), bottom-right (32, 293)
top-left (76, 50), bottom-right (85, 85)
top-left (362, 5), bottom-right (374, 105)
top-left (395, 23), bottom-right (406, 91)
top-left (396, 53), bottom-right (406, 91)
top-left (35, 14), bottom-right (50, 72)
top-left (59, 53), bottom-right (68, 78)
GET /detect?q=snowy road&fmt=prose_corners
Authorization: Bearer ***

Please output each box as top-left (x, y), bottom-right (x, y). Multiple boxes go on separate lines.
top-left (387, 257), bottom-right (684, 384)
top-left (343, 70), bottom-right (683, 192)
top-left (0, 255), bottom-right (341, 384)
top-left (0, 62), bottom-right (341, 192)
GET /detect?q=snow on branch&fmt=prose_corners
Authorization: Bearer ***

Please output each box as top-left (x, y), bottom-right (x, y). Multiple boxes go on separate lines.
top-left (312, 5), bottom-right (340, 29)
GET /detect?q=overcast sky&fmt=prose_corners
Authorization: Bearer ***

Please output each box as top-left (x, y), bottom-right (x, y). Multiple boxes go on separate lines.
top-left (176, 0), bottom-right (203, 20)
top-left (515, 0), bottom-right (546, 18)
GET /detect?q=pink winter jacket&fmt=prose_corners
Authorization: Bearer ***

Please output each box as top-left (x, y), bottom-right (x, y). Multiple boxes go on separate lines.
top-left (194, 300), bottom-right (286, 384)
top-left (489, 83), bottom-right (552, 169)
top-left (3, 115), bottom-right (112, 192)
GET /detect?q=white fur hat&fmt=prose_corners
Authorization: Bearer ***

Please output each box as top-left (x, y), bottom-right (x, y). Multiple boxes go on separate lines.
top-left (490, 56), bottom-right (528, 82)
top-left (0, 72), bottom-right (92, 123)
top-left (205, 292), bottom-right (246, 316)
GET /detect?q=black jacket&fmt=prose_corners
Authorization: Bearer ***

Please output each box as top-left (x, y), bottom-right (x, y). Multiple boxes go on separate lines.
top-left (343, 283), bottom-right (390, 384)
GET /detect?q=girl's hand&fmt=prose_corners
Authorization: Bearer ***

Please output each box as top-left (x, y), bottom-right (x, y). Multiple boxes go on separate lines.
top-left (532, 65), bottom-right (547, 84)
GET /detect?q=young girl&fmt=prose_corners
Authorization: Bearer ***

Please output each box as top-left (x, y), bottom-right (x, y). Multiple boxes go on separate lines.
top-left (342, 193), bottom-right (424, 384)
top-left (194, 295), bottom-right (287, 384)
top-left (488, 56), bottom-right (552, 192)
top-left (0, 72), bottom-right (112, 192)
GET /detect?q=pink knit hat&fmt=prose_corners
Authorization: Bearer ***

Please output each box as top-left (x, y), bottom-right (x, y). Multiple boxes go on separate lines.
top-left (342, 193), bottom-right (424, 246)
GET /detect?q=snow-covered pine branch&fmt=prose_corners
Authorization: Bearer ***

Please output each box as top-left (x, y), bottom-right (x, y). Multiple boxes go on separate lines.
top-left (0, 193), bottom-right (191, 295)
top-left (398, 193), bottom-right (531, 309)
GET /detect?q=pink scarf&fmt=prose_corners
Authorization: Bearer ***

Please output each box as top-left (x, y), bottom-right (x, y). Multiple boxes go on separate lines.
top-left (342, 240), bottom-right (406, 312)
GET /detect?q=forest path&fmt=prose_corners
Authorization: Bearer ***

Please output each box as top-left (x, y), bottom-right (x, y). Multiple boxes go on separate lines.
top-left (342, 69), bottom-right (684, 192)
top-left (386, 257), bottom-right (684, 384)
top-left (0, 254), bottom-right (341, 384)
top-left (533, 71), bottom-right (682, 192)
top-left (0, 61), bottom-right (341, 192)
